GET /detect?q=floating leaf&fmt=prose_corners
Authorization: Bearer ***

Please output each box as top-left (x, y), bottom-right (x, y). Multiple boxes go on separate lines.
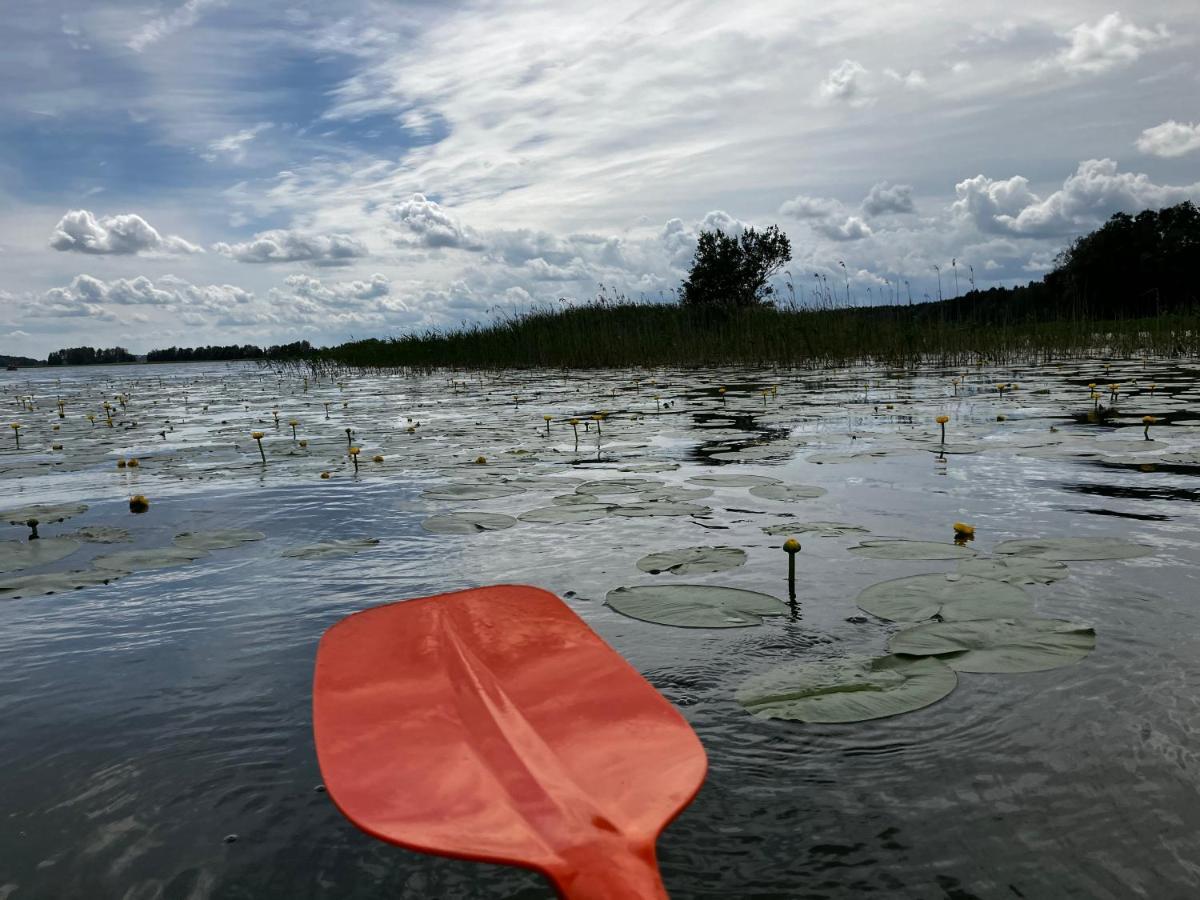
top-left (421, 483), bottom-right (525, 501)
top-left (70, 525), bottom-right (131, 544)
top-left (956, 555), bottom-right (1068, 585)
top-left (172, 529), bottom-right (266, 550)
top-left (636, 486), bottom-right (714, 503)
top-left (610, 501), bottom-right (711, 518)
top-left (747, 483), bottom-right (827, 502)
top-left (575, 478), bottom-right (662, 496)
top-left (282, 538), bottom-right (381, 559)
top-left (737, 655), bottom-right (957, 723)
top-left (636, 546), bottom-right (746, 575)
top-left (0, 568), bottom-right (120, 599)
top-left (605, 584), bottom-right (787, 628)
top-left (805, 450), bottom-right (892, 465)
top-left (518, 504), bottom-right (612, 524)
top-left (421, 512), bottom-right (518, 534)
top-left (855, 573), bottom-right (1032, 623)
top-left (0, 537), bottom-right (81, 574)
top-left (761, 521), bottom-right (869, 537)
top-left (889, 617), bottom-right (1096, 673)
top-left (848, 539), bottom-right (976, 560)
top-left (1, 503), bottom-right (89, 525)
top-left (686, 473), bottom-right (781, 487)
top-left (993, 537), bottom-right (1152, 561)
top-left (93, 546), bottom-right (210, 573)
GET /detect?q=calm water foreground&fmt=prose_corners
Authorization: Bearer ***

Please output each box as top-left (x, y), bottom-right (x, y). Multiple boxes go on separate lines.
top-left (2, 360), bottom-right (1200, 899)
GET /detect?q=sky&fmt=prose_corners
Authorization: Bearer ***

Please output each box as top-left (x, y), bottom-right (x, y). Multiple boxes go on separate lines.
top-left (1, 1), bottom-right (1198, 358)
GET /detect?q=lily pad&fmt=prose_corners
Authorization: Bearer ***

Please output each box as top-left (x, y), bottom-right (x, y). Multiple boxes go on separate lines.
top-left (888, 617), bottom-right (1096, 673)
top-left (173, 529), bottom-right (266, 550)
top-left (610, 501), bottom-right (711, 518)
top-left (421, 512), bottom-right (518, 534)
top-left (93, 546), bottom-right (210, 573)
top-left (282, 538), bottom-right (381, 559)
top-left (993, 537), bottom-right (1153, 561)
top-left (0, 568), bottom-right (120, 599)
top-left (575, 478), bottom-right (661, 496)
top-left (70, 525), bottom-right (131, 543)
top-left (855, 573), bottom-right (1033, 623)
top-left (956, 555), bottom-right (1069, 585)
top-left (747, 483), bottom-right (827, 502)
top-left (636, 546), bottom-right (747, 575)
top-left (518, 504), bottom-right (612, 524)
top-left (1, 503), bottom-right (89, 525)
top-left (0, 537), bottom-right (82, 574)
top-left (762, 521), bottom-right (870, 537)
top-left (686, 473), bottom-right (781, 487)
top-left (848, 539), bottom-right (976, 560)
top-left (737, 655), bottom-right (958, 723)
top-left (421, 483), bottom-right (525, 501)
top-left (605, 584), bottom-right (787, 628)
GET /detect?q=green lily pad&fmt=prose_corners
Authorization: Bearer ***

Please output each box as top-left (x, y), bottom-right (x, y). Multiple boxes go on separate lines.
top-left (0, 537), bottom-right (82, 573)
top-left (1, 503), bottom-right (89, 525)
top-left (518, 504), bottom-right (612, 524)
top-left (686, 473), bottom-right (781, 487)
top-left (70, 526), bottom-right (131, 544)
top-left (848, 539), bottom-right (976, 560)
top-left (605, 584), bottom-right (787, 628)
top-left (855, 573), bottom-right (1033, 623)
top-left (889, 617), bottom-right (1096, 673)
top-left (93, 546), bottom-right (210, 573)
top-left (575, 478), bottom-right (661, 496)
top-left (282, 538), bottom-right (381, 559)
top-left (805, 450), bottom-right (892, 464)
top-left (747, 483), bottom-right (827, 502)
top-left (761, 521), bottom-right (870, 537)
top-left (421, 483), bottom-right (525, 501)
top-left (993, 537), bottom-right (1153, 561)
top-left (636, 546), bottom-right (747, 575)
top-left (0, 568), bottom-right (120, 599)
top-left (610, 501), bottom-right (711, 518)
top-left (737, 655), bottom-right (958, 723)
top-left (172, 529), bottom-right (267, 550)
top-left (956, 556), bottom-right (1069, 585)
top-left (421, 512), bottom-right (518, 534)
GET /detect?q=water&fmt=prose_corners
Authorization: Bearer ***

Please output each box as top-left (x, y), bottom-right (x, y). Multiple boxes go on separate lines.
top-left (2, 360), bottom-right (1200, 898)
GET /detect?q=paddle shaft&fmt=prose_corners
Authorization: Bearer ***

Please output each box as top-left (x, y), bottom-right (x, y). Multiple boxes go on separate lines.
top-left (553, 842), bottom-right (669, 899)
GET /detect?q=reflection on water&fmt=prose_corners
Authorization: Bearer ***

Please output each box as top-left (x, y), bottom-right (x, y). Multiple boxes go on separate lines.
top-left (2, 360), bottom-right (1200, 898)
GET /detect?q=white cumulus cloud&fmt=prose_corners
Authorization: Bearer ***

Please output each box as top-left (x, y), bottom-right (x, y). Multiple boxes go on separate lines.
top-left (1056, 12), bottom-right (1170, 75)
top-left (389, 193), bottom-right (484, 250)
top-left (213, 229), bottom-right (369, 265)
top-left (862, 182), bottom-right (916, 216)
top-left (814, 216), bottom-right (873, 241)
top-left (1136, 120), bottom-right (1200, 158)
top-left (818, 60), bottom-right (871, 106)
top-left (954, 158), bottom-right (1200, 237)
top-left (49, 210), bottom-right (203, 256)
top-left (780, 194), bottom-right (840, 220)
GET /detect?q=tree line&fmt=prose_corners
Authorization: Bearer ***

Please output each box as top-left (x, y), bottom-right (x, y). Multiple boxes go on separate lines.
top-left (44, 340), bottom-right (314, 366)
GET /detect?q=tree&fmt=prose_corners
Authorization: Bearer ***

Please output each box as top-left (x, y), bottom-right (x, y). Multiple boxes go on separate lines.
top-left (680, 225), bottom-right (792, 308)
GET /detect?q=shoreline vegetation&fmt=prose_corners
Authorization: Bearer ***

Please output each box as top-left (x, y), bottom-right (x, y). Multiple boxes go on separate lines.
top-left (8, 202), bottom-right (1198, 372)
top-left (313, 305), bottom-right (1200, 371)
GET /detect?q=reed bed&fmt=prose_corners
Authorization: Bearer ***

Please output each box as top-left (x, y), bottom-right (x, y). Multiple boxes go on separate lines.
top-left (313, 301), bottom-right (1200, 372)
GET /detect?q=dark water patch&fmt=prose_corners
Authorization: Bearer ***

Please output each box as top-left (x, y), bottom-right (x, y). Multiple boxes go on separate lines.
top-left (1060, 482), bottom-right (1200, 503)
top-left (1070, 508), bottom-right (1173, 521)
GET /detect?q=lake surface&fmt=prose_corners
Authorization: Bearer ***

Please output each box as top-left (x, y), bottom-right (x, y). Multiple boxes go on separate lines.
top-left (2, 359), bottom-right (1200, 899)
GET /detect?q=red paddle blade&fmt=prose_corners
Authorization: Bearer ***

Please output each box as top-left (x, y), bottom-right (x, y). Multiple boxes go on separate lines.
top-left (313, 585), bottom-right (707, 899)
